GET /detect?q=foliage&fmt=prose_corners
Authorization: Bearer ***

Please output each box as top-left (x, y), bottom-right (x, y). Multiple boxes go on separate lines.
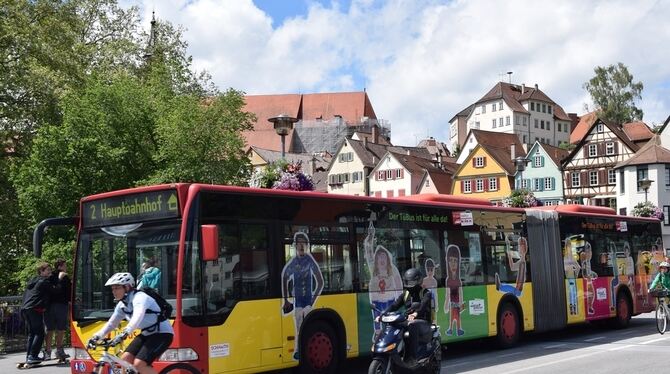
top-left (583, 62), bottom-right (644, 125)
top-left (502, 189), bottom-right (539, 208)
top-left (558, 142), bottom-right (575, 151)
top-left (250, 160), bottom-right (315, 191)
top-left (631, 201), bottom-right (663, 220)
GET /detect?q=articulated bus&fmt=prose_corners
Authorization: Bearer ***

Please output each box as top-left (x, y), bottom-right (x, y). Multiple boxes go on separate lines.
top-left (33, 184), bottom-right (662, 373)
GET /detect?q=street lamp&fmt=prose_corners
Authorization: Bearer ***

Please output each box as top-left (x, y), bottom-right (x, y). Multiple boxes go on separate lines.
top-left (513, 156), bottom-right (529, 189)
top-left (268, 114), bottom-right (298, 158)
top-left (638, 178), bottom-right (653, 202)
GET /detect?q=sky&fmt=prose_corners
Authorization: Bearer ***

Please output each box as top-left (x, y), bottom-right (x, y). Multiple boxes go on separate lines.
top-left (127, 0), bottom-right (670, 148)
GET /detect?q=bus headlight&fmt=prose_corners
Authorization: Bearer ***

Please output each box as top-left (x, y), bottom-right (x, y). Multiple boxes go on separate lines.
top-left (73, 347), bottom-right (92, 360)
top-left (159, 348), bottom-right (199, 362)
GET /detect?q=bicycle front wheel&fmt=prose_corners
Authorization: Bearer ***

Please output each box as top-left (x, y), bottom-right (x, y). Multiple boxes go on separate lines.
top-left (656, 302), bottom-right (667, 334)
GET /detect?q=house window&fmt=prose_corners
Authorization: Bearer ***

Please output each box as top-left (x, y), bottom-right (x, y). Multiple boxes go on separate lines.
top-left (463, 180), bottom-right (472, 193)
top-left (474, 156), bottom-right (485, 168)
top-left (597, 123), bottom-right (604, 133)
top-left (425, 179), bottom-right (430, 187)
top-left (665, 206), bottom-right (670, 225)
top-left (506, 116), bottom-right (510, 126)
top-left (540, 120), bottom-right (545, 130)
top-left (489, 177), bottom-right (498, 191)
top-left (396, 169), bottom-right (402, 179)
top-left (571, 172), bottom-right (580, 187)
top-left (608, 170), bottom-right (616, 184)
top-left (523, 135), bottom-right (527, 143)
top-left (546, 121), bottom-right (550, 131)
top-left (534, 155), bottom-right (543, 167)
top-left (542, 103), bottom-right (547, 113)
top-left (531, 102), bottom-right (535, 111)
top-left (492, 119), bottom-right (497, 128)
top-left (588, 144), bottom-right (597, 157)
top-left (534, 119), bottom-right (539, 128)
top-left (548, 106), bottom-right (552, 114)
top-left (476, 178), bottom-right (484, 192)
top-left (352, 171), bottom-right (363, 183)
top-left (534, 178), bottom-right (542, 191)
top-left (523, 117), bottom-right (527, 126)
top-left (492, 103), bottom-right (497, 111)
top-left (620, 170), bottom-right (625, 193)
top-left (637, 167), bottom-right (648, 192)
top-left (481, 105), bottom-right (486, 113)
top-left (499, 101), bottom-right (504, 110)
top-left (606, 142), bottom-right (615, 155)
top-left (515, 115), bottom-right (520, 125)
top-left (558, 123), bottom-right (562, 132)
top-left (544, 177), bottom-right (553, 190)
top-left (521, 179), bottom-right (528, 189)
top-left (499, 117), bottom-right (503, 127)
top-left (474, 121), bottom-right (480, 129)
top-left (666, 166), bottom-right (670, 187)
top-left (589, 170), bottom-right (598, 185)
top-left (386, 170), bottom-right (393, 180)
top-left (339, 152), bottom-right (353, 162)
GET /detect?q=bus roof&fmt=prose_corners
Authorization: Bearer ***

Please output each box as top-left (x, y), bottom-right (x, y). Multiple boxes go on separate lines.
top-left (530, 204), bottom-right (659, 221)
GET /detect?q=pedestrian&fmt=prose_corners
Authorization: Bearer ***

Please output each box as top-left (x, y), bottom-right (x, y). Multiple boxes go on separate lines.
top-left (43, 259), bottom-right (71, 360)
top-left (20, 262), bottom-right (54, 365)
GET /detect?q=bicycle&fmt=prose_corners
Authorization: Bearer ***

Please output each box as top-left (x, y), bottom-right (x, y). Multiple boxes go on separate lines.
top-left (651, 289), bottom-right (670, 334)
top-left (87, 338), bottom-right (138, 374)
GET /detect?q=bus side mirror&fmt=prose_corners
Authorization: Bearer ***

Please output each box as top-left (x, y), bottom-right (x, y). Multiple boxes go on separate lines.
top-left (201, 225), bottom-right (219, 262)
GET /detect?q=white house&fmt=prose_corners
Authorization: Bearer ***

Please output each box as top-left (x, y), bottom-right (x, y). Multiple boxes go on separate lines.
top-left (368, 151), bottom-right (455, 197)
top-left (614, 135), bottom-right (670, 252)
top-left (451, 82), bottom-right (572, 150)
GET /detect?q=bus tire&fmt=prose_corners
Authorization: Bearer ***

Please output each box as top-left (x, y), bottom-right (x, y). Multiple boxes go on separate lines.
top-left (496, 302), bottom-right (520, 349)
top-left (612, 291), bottom-right (632, 329)
top-left (299, 320), bottom-right (339, 374)
top-left (159, 363), bottom-right (200, 374)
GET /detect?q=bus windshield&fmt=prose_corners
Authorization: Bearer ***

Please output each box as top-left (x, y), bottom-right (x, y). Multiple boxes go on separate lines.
top-left (73, 220), bottom-right (186, 321)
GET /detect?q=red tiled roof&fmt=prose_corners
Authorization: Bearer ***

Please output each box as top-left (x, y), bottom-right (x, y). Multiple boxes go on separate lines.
top-left (570, 112), bottom-right (598, 144)
top-left (475, 82), bottom-right (571, 121)
top-left (242, 92), bottom-right (377, 152)
top-left (622, 121), bottom-right (653, 142)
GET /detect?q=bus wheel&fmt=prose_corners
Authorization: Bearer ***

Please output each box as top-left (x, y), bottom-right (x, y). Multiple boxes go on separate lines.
top-left (300, 320), bottom-right (339, 374)
top-left (159, 363), bottom-right (200, 374)
top-left (613, 292), bottom-right (631, 329)
top-left (496, 303), bottom-right (520, 349)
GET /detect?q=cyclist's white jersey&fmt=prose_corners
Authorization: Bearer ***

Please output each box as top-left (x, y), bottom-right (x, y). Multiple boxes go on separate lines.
top-left (95, 290), bottom-right (174, 337)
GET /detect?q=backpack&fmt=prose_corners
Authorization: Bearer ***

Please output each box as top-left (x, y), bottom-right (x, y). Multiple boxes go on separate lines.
top-left (137, 287), bottom-right (172, 331)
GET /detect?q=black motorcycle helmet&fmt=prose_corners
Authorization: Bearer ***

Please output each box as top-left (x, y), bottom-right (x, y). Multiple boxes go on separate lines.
top-left (403, 268), bottom-right (422, 289)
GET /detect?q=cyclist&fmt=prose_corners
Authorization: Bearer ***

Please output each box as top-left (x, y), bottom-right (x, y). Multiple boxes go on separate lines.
top-left (649, 261), bottom-right (670, 293)
top-left (378, 268), bottom-right (433, 364)
top-left (89, 273), bottom-right (173, 374)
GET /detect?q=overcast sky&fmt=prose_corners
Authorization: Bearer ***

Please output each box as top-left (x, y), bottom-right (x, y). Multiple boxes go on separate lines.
top-left (126, 0), bottom-right (670, 148)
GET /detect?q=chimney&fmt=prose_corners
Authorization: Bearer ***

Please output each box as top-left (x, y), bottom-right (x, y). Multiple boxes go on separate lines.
top-left (428, 137), bottom-right (436, 146)
top-left (436, 152), bottom-right (443, 169)
top-left (363, 135), bottom-right (368, 148)
top-left (511, 143), bottom-right (516, 160)
top-left (534, 83), bottom-right (538, 90)
top-left (371, 124), bottom-right (379, 144)
top-left (521, 83), bottom-right (525, 94)
top-left (406, 149), bottom-right (411, 156)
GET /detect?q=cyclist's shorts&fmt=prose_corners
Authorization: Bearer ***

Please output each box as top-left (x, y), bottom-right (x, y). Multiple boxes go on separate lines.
top-left (125, 333), bottom-right (173, 365)
top-left (44, 303), bottom-right (68, 331)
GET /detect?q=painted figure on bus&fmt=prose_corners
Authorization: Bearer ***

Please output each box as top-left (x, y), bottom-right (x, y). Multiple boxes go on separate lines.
top-left (637, 250), bottom-right (652, 305)
top-left (563, 238), bottom-right (581, 315)
top-left (364, 219), bottom-right (403, 341)
top-left (621, 242), bottom-right (634, 287)
top-left (608, 240), bottom-right (620, 311)
top-left (422, 258), bottom-right (438, 323)
top-left (580, 242), bottom-right (597, 315)
top-left (495, 236), bottom-right (528, 297)
top-left (281, 232), bottom-right (324, 360)
top-left (444, 244), bottom-right (464, 336)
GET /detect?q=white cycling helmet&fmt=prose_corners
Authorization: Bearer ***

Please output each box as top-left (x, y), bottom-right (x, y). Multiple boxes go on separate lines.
top-left (660, 262), bottom-right (670, 269)
top-left (105, 272), bottom-right (135, 287)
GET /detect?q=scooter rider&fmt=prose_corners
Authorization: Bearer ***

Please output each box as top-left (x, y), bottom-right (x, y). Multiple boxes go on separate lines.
top-left (378, 268), bottom-right (433, 364)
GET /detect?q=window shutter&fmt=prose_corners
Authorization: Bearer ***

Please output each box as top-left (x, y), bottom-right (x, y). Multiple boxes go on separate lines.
top-left (540, 157), bottom-right (545, 167)
top-left (551, 177), bottom-right (555, 190)
top-left (400, 169), bottom-right (404, 178)
top-left (484, 178), bottom-right (489, 191)
top-left (598, 143), bottom-right (605, 155)
top-left (583, 147), bottom-right (588, 158)
top-left (472, 158), bottom-right (476, 167)
top-left (539, 179), bottom-right (544, 191)
top-left (483, 157), bottom-right (487, 167)
top-left (461, 180), bottom-right (464, 192)
top-left (614, 142), bottom-right (619, 154)
top-left (580, 172), bottom-right (587, 186)
top-left (599, 170), bottom-right (606, 186)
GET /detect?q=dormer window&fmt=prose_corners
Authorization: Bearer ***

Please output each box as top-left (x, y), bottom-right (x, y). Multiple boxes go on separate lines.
top-left (597, 123), bottom-right (604, 133)
top-left (474, 156), bottom-right (485, 168)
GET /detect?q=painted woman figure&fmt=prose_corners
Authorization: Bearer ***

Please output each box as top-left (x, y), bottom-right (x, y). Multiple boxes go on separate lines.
top-left (444, 244), bottom-right (464, 336)
top-left (581, 242), bottom-right (597, 315)
top-left (495, 236), bottom-right (528, 297)
top-left (421, 258), bottom-right (438, 323)
top-left (563, 238), bottom-right (581, 315)
top-left (364, 219), bottom-right (403, 341)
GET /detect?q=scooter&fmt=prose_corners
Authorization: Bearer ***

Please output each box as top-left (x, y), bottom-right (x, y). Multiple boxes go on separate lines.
top-left (369, 304), bottom-right (442, 374)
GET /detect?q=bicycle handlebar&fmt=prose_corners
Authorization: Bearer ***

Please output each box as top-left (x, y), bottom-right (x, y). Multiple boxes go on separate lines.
top-left (87, 338), bottom-right (120, 350)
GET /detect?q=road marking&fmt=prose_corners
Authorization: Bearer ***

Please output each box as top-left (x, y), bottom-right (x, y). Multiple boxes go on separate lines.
top-left (543, 343), bottom-right (566, 349)
top-left (640, 336), bottom-right (668, 345)
top-left (584, 336), bottom-right (605, 342)
top-left (498, 352), bottom-right (523, 358)
top-left (501, 350), bottom-right (606, 373)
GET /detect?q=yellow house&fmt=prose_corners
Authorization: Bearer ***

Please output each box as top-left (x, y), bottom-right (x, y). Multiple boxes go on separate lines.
top-left (452, 143), bottom-right (526, 204)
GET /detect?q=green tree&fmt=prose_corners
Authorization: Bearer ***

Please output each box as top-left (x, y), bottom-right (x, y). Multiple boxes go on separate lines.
top-left (583, 62), bottom-right (644, 125)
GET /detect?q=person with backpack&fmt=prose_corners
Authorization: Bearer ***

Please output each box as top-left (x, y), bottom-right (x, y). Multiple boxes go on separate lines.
top-left (43, 259), bottom-right (71, 361)
top-left (21, 262), bottom-right (56, 365)
top-left (89, 272), bottom-right (173, 374)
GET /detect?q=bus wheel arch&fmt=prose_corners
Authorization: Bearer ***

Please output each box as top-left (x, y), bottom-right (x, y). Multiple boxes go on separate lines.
top-left (298, 309), bottom-right (345, 373)
top-left (158, 363), bottom-right (201, 374)
top-left (612, 287), bottom-right (633, 329)
top-left (496, 296), bottom-right (523, 349)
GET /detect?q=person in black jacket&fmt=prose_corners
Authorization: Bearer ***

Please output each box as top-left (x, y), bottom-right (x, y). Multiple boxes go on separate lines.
top-left (378, 268), bottom-right (433, 364)
top-left (43, 259), bottom-right (71, 360)
top-left (21, 262), bottom-right (55, 365)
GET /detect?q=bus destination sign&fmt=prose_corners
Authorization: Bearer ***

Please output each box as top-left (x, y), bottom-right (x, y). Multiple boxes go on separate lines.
top-left (82, 190), bottom-right (180, 228)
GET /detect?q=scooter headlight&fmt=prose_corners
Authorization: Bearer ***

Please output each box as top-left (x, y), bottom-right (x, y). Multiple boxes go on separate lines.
top-left (381, 314), bottom-right (400, 323)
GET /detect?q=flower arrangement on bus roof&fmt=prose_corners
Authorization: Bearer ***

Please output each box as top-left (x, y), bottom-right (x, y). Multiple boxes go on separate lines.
top-left (501, 189), bottom-right (538, 208)
top-left (631, 201), bottom-right (663, 219)
top-left (249, 160), bottom-right (315, 191)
